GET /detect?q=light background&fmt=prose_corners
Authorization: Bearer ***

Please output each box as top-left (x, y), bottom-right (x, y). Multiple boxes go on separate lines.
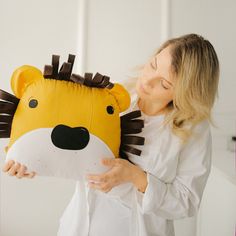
top-left (0, 0), bottom-right (235, 235)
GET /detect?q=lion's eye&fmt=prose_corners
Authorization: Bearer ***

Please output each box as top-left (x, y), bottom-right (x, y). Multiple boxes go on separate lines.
top-left (29, 99), bottom-right (38, 108)
top-left (106, 105), bottom-right (114, 114)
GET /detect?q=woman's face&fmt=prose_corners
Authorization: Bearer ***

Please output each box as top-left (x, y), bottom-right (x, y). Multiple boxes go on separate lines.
top-left (135, 46), bottom-right (175, 106)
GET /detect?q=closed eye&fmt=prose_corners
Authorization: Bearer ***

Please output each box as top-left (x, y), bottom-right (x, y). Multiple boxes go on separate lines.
top-left (150, 57), bottom-right (157, 70)
top-left (161, 80), bottom-right (169, 90)
top-left (150, 62), bottom-right (155, 70)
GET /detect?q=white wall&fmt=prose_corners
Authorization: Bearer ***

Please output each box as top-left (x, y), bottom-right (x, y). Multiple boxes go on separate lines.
top-left (0, 0), bottom-right (80, 235)
top-left (170, 0), bottom-right (236, 139)
top-left (170, 1), bottom-right (236, 235)
top-left (85, 0), bottom-right (163, 83)
top-left (85, 1), bottom-right (236, 236)
top-left (197, 165), bottom-right (236, 236)
top-left (0, 0), bottom-right (235, 235)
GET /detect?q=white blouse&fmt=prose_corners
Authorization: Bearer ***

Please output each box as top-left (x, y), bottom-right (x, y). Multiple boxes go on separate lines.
top-left (57, 92), bottom-right (212, 236)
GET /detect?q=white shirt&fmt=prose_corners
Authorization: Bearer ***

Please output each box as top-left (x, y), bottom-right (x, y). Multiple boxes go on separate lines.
top-left (57, 92), bottom-right (212, 236)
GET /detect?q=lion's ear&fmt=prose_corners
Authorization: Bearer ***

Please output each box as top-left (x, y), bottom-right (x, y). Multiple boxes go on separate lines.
top-left (11, 65), bottom-right (43, 98)
top-left (109, 83), bottom-right (131, 112)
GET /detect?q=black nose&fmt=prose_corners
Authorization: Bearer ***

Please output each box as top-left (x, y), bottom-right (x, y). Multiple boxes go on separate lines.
top-left (51, 125), bottom-right (90, 150)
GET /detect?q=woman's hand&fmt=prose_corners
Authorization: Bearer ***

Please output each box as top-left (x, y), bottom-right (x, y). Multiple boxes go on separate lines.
top-left (2, 160), bottom-right (36, 179)
top-left (87, 158), bottom-right (148, 193)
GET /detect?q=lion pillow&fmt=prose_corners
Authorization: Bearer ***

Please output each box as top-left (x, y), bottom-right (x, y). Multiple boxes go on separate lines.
top-left (0, 54), bottom-right (144, 180)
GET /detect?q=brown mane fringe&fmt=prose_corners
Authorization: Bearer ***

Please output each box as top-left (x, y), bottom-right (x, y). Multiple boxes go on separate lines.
top-left (119, 110), bottom-right (145, 160)
top-left (44, 54), bottom-right (114, 89)
top-left (0, 89), bottom-right (20, 138)
top-left (0, 54), bottom-right (145, 161)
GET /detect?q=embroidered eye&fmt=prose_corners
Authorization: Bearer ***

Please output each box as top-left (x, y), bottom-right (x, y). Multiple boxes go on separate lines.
top-left (106, 105), bottom-right (114, 114)
top-left (29, 99), bottom-right (38, 108)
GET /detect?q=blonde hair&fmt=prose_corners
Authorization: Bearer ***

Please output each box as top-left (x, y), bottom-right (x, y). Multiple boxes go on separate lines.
top-left (124, 33), bottom-right (220, 143)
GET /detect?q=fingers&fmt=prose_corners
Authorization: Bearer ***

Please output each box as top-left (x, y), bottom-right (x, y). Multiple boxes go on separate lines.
top-left (88, 181), bottom-right (111, 193)
top-left (16, 164), bottom-right (28, 179)
top-left (87, 173), bottom-right (110, 192)
top-left (87, 157), bottom-right (126, 193)
top-left (16, 165), bottom-right (32, 179)
top-left (17, 171), bottom-right (36, 179)
top-left (8, 162), bottom-right (21, 176)
top-left (2, 160), bottom-right (36, 179)
top-left (101, 158), bottom-right (118, 167)
top-left (87, 174), bottom-right (108, 183)
top-left (87, 173), bottom-right (120, 193)
top-left (26, 171), bottom-right (36, 179)
top-left (2, 160), bottom-right (15, 172)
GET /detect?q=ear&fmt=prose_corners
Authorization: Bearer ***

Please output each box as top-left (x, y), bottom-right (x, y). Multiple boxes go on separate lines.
top-left (109, 83), bottom-right (131, 112)
top-left (11, 65), bottom-right (44, 98)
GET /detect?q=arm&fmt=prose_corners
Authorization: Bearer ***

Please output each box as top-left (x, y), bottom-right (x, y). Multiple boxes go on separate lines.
top-left (134, 120), bottom-right (212, 219)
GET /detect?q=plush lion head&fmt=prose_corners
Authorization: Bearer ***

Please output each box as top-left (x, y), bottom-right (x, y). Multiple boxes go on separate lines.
top-left (0, 55), bottom-right (144, 180)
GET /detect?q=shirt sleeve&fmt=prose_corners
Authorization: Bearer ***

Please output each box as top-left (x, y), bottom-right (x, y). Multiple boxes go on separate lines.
top-left (135, 120), bottom-right (212, 220)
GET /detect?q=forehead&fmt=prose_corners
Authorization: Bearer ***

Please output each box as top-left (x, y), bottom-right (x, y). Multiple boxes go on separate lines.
top-left (154, 46), bottom-right (173, 82)
top-left (155, 46), bottom-right (172, 70)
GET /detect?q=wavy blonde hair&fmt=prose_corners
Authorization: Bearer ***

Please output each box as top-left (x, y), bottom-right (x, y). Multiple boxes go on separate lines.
top-left (124, 33), bottom-right (220, 143)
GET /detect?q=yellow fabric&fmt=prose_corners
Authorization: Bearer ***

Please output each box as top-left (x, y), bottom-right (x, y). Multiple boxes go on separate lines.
top-left (8, 65), bottom-right (131, 158)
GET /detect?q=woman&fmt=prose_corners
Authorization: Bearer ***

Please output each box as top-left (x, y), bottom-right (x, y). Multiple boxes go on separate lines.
top-left (3, 33), bottom-right (219, 236)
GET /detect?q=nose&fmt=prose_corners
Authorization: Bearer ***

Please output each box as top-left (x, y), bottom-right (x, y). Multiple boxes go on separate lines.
top-left (144, 77), bottom-right (159, 89)
top-left (51, 124), bottom-right (90, 150)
